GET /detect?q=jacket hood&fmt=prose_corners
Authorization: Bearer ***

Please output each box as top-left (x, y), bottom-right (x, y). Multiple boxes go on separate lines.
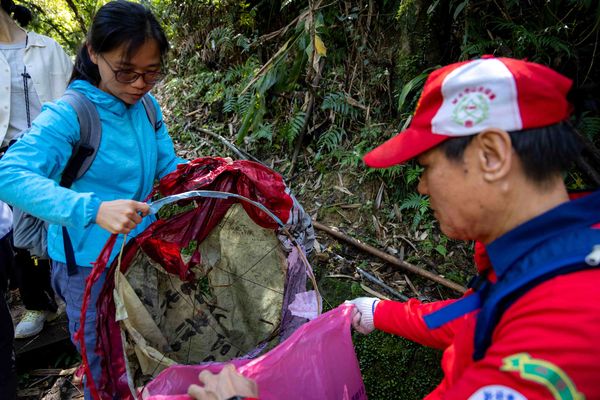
top-left (69, 79), bottom-right (134, 118)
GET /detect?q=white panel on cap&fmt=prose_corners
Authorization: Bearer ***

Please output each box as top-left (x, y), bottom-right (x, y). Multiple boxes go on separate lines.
top-left (431, 58), bottom-right (522, 136)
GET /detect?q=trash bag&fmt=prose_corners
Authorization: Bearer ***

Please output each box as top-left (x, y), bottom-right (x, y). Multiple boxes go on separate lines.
top-left (77, 157), bottom-right (318, 400)
top-left (142, 305), bottom-right (367, 400)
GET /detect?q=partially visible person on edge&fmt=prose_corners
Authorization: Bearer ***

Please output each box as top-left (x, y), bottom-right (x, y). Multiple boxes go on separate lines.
top-left (347, 56), bottom-right (600, 399)
top-left (0, 1), bottom-right (186, 398)
top-left (0, 0), bottom-right (72, 339)
top-left (0, 200), bottom-right (16, 398)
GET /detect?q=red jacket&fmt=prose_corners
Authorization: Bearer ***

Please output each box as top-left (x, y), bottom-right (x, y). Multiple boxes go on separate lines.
top-left (375, 269), bottom-right (600, 399)
top-left (374, 192), bottom-right (600, 399)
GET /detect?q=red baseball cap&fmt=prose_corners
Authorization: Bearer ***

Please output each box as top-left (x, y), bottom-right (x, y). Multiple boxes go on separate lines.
top-left (363, 56), bottom-right (573, 168)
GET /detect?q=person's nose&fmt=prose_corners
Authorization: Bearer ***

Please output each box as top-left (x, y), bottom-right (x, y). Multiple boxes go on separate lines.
top-left (130, 75), bottom-right (147, 90)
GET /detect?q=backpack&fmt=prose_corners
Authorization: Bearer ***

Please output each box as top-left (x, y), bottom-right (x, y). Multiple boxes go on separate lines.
top-left (12, 89), bottom-right (159, 264)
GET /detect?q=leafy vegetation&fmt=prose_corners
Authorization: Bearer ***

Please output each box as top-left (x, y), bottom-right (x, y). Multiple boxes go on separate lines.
top-left (21, 0), bottom-right (600, 398)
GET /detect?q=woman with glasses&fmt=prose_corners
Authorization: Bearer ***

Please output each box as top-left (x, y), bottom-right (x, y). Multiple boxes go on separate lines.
top-left (0, 1), bottom-right (185, 398)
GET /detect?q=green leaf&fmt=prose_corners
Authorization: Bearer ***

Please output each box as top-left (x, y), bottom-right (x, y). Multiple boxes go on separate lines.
top-left (435, 245), bottom-right (448, 257)
top-left (397, 72), bottom-right (428, 113)
top-left (427, 0), bottom-right (441, 15)
top-left (453, 0), bottom-right (468, 20)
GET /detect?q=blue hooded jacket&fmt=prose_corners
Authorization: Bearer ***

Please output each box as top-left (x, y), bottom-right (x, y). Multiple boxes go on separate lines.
top-left (0, 79), bottom-right (185, 266)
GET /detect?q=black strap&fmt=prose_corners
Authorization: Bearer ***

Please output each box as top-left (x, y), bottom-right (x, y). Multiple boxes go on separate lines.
top-left (59, 145), bottom-right (94, 188)
top-left (141, 94), bottom-right (161, 131)
top-left (62, 226), bottom-right (78, 276)
top-left (59, 90), bottom-right (102, 275)
top-left (61, 145), bottom-right (94, 276)
top-left (22, 34), bottom-right (31, 129)
top-left (467, 269), bottom-right (490, 291)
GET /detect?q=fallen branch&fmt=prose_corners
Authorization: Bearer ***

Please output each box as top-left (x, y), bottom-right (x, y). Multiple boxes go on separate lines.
top-left (357, 267), bottom-right (409, 301)
top-left (255, 12), bottom-right (306, 44)
top-left (29, 367), bottom-right (77, 377)
top-left (312, 220), bottom-right (467, 294)
top-left (360, 284), bottom-right (390, 300)
top-left (325, 274), bottom-right (356, 280)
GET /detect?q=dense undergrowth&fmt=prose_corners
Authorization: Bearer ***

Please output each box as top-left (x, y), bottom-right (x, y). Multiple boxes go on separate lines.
top-left (27, 0), bottom-right (600, 398)
top-left (150, 1), bottom-right (600, 398)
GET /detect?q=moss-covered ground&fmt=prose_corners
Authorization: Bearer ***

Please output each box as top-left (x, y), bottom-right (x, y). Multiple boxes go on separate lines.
top-left (318, 270), bottom-right (443, 399)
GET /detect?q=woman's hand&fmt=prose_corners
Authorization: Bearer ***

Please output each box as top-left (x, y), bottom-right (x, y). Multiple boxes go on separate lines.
top-left (187, 364), bottom-right (258, 400)
top-left (95, 200), bottom-right (150, 234)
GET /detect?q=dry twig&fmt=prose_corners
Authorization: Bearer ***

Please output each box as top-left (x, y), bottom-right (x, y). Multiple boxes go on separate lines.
top-left (313, 220), bottom-right (467, 294)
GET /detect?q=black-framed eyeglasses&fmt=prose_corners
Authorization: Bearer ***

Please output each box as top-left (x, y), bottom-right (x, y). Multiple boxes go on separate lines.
top-left (99, 54), bottom-right (164, 85)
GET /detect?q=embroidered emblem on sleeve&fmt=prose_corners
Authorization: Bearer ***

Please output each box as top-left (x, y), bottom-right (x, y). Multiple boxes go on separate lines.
top-left (467, 385), bottom-right (527, 400)
top-left (501, 353), bottom-right (585, 400)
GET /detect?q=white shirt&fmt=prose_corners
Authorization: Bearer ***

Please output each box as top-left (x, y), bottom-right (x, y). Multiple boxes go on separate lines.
top-left (0, 40), bottom-right (43, 145)
top-left (0, 30), bottom-right (72, 146)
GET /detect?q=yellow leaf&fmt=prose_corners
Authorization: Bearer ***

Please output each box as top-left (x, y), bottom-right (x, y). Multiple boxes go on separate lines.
top-left (314, 34), bottom-right (327, 57)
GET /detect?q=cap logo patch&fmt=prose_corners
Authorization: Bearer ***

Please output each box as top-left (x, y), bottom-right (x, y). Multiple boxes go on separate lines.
top-left (451, 87), bottom-right (496, 128)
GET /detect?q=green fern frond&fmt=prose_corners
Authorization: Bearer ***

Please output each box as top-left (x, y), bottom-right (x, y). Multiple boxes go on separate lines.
top-left (236, 91), bottom-right (254, 115)
top-left (208, 26), bottom-right (235, 53)
top-left (235, 34), bottom-right (251, 52)
top-left (317, 126), bottom-right (346, 153)
top-left (400, 193), bottom-right (431, 230)
top-left (577, 114), bottom-right (600, 141)
top-left (223, 90), bottom-right (236, 114)
top-left (282, 111), bottom-right (307, 148)
top-left (399, 193), bottom-right (429, 211)
top-left (251, 123), bottom-right (274, 143)
top-left (321, 92), bottom-right (360, 119)
top-left (405, 165), bottom-right (424, 186)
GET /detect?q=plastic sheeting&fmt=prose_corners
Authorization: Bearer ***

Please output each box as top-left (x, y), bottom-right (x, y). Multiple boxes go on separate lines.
top-left (142, 305), bottom-right (367, 400)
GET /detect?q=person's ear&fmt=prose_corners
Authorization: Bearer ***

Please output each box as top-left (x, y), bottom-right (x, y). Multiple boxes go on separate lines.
top-left (473, 128), bottom-right (513, 182)
top-left (87, 43), bottom-right (98, 65)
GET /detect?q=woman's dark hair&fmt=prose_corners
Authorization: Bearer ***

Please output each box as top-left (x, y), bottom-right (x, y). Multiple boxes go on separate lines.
top-left (440, 122), bottom-right (583, 186)
top-left (70, 0), bottom-right (169, 85)
top-left (1, 0), bottom-right (33, 27)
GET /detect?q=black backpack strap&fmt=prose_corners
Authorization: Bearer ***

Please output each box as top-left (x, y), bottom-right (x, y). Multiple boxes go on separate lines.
top-left (61, 226), bottom-right (78, 273)
top-left (141, 94), bottom-right (162, 131)
top-left (60, 89), bottom-right (102, 187)
top-left (59, 89), bottom-right (101, 275)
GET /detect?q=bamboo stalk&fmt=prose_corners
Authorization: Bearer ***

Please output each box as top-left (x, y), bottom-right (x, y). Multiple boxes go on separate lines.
top-left (312, 220), bottom-right (467, 294)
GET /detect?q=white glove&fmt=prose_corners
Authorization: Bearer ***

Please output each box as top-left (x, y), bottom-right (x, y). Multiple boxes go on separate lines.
top-left (346, 297), bottom-right (380, 334)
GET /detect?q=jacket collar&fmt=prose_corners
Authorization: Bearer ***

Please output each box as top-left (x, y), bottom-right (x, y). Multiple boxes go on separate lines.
top-left (24, 31), bottom-right (46, 48)
top-left (486, 189), bottom-right (600, 279)
top-left (68, 79), bottom-right (133, 117)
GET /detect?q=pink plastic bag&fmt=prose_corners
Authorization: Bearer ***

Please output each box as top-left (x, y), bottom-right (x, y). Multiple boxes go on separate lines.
top-left (142, 305), bottom-right (367, 400)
